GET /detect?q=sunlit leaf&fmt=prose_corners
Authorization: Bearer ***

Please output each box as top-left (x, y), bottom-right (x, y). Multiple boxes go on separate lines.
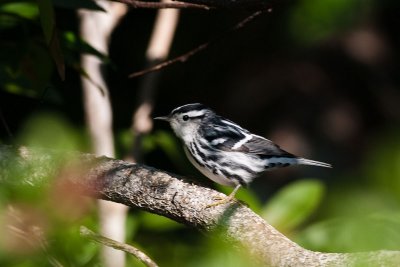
top-left (261, 179), bottom-right (325, 231)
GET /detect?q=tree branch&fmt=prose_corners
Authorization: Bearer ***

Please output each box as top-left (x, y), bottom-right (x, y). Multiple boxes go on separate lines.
top-left (1, 145), bottom-right (399, 266)
top-left (108, 0), bottom-right (272, 9)
top-left (80, 226), bottom-right (159, 267)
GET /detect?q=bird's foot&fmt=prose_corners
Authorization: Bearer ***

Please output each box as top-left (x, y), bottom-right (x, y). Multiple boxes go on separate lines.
top-left (205, 194), bottom-right (236, 208)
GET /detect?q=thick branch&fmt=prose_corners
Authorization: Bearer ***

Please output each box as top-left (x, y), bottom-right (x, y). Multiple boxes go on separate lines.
top-left (0, 146), bottom-right (399, 266)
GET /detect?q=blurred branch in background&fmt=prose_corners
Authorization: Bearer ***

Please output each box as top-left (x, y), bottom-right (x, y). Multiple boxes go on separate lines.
top-left (1, 145), bottom-right (400, 267)
top-left (128, 9), bottom-right (270, 78)
top-left (112, 0), bottom-right (272, 9)
top-left (112, 0), bottom-right (211, 9)
top-left (5, 205), bottom-right (64, 267)
top-left (78, 1), bottom-right (128, 267)
top-left (129, 0), bottom-right (180, 162)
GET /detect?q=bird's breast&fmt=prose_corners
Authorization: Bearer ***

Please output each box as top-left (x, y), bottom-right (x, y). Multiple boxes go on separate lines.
top-left (183, 146), bottom-right (238, 187)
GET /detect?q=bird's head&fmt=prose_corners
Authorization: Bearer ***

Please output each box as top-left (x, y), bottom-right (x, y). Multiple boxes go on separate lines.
top-left (154, 103), bottom-right (214, 143)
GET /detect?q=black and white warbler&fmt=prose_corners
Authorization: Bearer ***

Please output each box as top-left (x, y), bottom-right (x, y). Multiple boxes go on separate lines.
top-left (155, 103), bottom-right (331, 206)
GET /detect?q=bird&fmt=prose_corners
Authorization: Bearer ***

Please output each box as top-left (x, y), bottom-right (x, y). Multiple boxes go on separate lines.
top-left (154, 103), bottom-right (331, 207)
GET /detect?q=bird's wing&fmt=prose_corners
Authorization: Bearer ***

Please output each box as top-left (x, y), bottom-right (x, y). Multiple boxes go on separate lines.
top-left (240, 134), bottom-right (294, 157)
top-left (201, 123), bottom-right (247, 150)
top-left (202, 119), bottom-right (293, 157)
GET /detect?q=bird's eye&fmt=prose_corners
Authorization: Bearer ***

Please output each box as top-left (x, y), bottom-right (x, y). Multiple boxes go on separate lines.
top-left (182, 115), bottom-right (189, 121)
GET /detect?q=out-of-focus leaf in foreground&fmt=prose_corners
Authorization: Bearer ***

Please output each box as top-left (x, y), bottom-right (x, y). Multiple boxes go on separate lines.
top-left (296, 214), bottom-right (400, 252)
top-left (261, 179), bottom-right (325, 232)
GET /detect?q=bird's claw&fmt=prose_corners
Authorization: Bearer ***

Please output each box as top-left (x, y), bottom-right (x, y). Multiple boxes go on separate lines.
top-left (205, 195), bottom-right (235, 208)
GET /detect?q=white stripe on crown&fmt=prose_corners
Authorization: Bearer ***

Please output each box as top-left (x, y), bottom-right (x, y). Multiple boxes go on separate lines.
top-left (184, 110), bottom-right (206, 118)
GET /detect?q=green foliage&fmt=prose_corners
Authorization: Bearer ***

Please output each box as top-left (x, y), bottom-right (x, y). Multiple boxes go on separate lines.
top-left (187, 236), bottom-right (257, 267)
top-left (0, 2), bottom-right (39, 20)
top-left (297, 214), bottom-right (400, 252)
top-left (0, 113), bottom-right (99, 267)
top-left (0, 1), bottom-right (54, 98)
top-left (295, 131), bottom-right (400, 252)
top-left (18, 112), bottom-right (83, 150)
top-left (289, 0), bottom-right (372, 44)
top-left (153, 130), bottom-right (189, 169)
top-left (0, 0), bottom-right (109, 98)
top-left (261, 179), bottom-right (325, 232)
top-left (138, 212), bottom-right (182, 232)
top-left (364, 132), bottom-right (400, 199)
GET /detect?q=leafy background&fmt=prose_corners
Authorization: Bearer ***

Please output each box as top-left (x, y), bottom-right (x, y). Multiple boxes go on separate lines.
top-left (1, 0), bottom-right (400, 266)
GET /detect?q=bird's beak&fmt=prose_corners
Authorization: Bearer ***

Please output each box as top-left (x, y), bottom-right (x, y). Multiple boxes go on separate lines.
top-left (154, 116), bottom-right (170, 121)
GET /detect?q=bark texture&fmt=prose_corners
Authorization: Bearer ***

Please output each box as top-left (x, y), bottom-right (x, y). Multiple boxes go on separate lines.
top-left (0, 146), bottom-right (399, 267)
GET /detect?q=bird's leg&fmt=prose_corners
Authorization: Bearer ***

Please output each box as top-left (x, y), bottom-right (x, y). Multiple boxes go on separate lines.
top-left (206, 184), bottom-right (241, 208)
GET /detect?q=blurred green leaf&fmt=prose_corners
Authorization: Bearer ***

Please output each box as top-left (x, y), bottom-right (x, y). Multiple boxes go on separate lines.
top-left (289, 0), bottom-right (371, 44)
top-left (0, 2), bottom-right (39, 19)
top-left (364, 132), bottom-right (400, 199)
top-left (319, 185), bottom-right (400, 219)
top-left (154, 130), bottom-right (190, 170)
top-left (18, 112), bottom-right (81, 151)
top-left (189, 234), bottom-right (258, 267)
top-left (261, 179), bottom-right (325, 231)
top-left (0, 8), bottom-right (56, 96)
top-left (125, 212), bottom-right (139, 239)
top-left (297, 214), bottom-right (400, 252)
top-left (139, 212), bottom-right (182, 231)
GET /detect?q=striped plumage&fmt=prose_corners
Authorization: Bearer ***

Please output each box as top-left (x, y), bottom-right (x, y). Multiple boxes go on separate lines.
top-left (155, 103), bottom-right (331, 205)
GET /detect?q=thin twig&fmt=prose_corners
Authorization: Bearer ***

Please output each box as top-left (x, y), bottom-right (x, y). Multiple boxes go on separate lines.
top-left (128, 8), bottom-right (271, 78)
top-left (7, 206), bottom-right (64, 267)
top-left (80, 226), bottom-right (159, 267)
top-left (111, 0), bottom-right (211, 10)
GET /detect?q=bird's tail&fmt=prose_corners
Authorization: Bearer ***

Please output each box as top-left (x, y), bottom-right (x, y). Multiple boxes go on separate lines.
top-left (296, 158), bottom-right (332, 168)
